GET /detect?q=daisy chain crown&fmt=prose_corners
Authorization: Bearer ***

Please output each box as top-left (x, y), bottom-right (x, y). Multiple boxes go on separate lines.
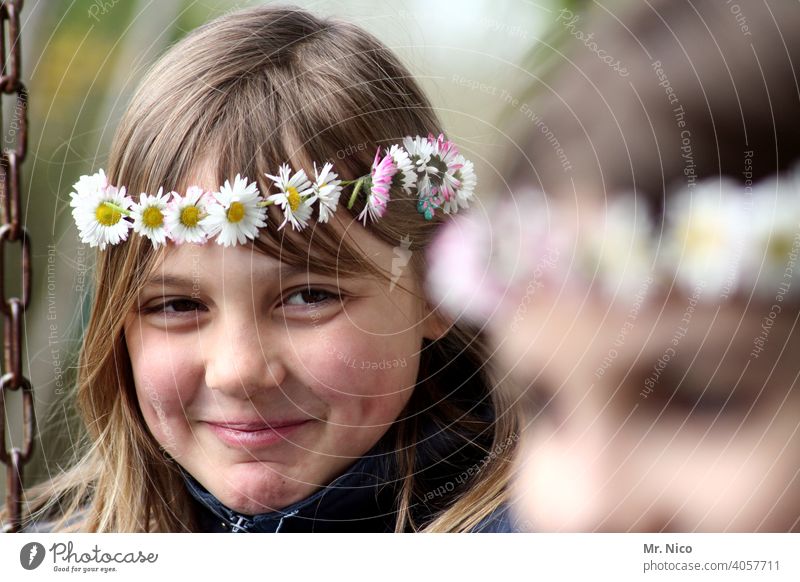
top-left (428, 163), bottom-right (800, 325)
top-left (70, 134), bottom-right (477, 249)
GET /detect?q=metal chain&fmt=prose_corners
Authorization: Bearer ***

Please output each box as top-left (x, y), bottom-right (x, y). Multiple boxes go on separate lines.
top-left (0, 0), bottom-right (34, 534)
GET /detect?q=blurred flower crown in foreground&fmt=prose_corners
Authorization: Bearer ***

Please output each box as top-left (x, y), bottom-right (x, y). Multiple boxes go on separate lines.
top-left (428, 165), bottom-right (800, 323)
top-left (69, 134), bottom-right (476, 249)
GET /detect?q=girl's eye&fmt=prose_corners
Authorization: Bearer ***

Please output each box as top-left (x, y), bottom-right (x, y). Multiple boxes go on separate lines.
top-left (283, 288), bottom-right (340, 307)
top-left (145, 298), bottom-right (206, 316)
top-left (636, 364), bottom-right (745, 418)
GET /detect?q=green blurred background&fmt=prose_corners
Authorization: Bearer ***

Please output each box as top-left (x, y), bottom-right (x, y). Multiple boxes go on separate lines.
top-left (2, 0), bottom-right (577, 501)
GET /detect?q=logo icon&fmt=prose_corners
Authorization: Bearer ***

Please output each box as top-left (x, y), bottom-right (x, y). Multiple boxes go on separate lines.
top-left (390, 234), bottom-right (413, 292)
top-left (20, 542), bottom-right (46, 570)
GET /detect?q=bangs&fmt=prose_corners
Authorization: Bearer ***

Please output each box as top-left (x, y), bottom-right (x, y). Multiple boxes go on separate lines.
top-left (199, 96), bottom-right (386, 282)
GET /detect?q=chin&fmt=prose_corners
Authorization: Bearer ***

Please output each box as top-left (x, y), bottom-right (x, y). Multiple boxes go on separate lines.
top-left (215, 462), bottom-right (315, 515)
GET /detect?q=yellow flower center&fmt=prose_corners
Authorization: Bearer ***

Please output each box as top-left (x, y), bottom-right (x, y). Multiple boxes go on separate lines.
top-left (768, 235), bottom-right (793, 262)
top-left (95, 203), bottom-right (122, 226)
top-left (180, 205), bottom-right (200, 227)
top-left (683, 224), bottom-right (723, 255)
top-left (142, 206), bottom-right (164, 229)
top-left (286, 186), bottom-right (300, 212)
top-left (227, 201), bottom-right (245, 223)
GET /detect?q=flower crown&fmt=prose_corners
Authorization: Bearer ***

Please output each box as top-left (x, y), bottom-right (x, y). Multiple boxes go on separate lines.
top-left (429, 165), bottom-right (800, 323)
top-left (69, 134), bottom-right (477, 249)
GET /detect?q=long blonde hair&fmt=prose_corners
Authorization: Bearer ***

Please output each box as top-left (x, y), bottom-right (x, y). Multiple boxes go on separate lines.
top-left (9, 5), bottom-right (520, 532)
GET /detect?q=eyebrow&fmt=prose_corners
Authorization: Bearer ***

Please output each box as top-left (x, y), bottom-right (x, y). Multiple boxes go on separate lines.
top-left (143, 265), bottom-right (312, 288)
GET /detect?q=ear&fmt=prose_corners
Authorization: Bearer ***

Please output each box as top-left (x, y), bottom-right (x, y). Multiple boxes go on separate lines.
top-left (422, 305), bottom-right (454, 341)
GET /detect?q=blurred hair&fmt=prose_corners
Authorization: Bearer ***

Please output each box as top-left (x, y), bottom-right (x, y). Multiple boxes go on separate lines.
top-left (506, 0), bottom-right (800, 209)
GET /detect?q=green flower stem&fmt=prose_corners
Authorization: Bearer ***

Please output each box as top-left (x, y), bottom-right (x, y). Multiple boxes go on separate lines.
top-left (253, 174), bottom-right (371, 210)
top-left (347, 177), bottom-right (365, 209)
top-left (102, 201), bottom-right (133, 217)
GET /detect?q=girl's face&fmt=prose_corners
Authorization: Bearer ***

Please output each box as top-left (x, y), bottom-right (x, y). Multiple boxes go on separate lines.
top-left (124, 213), bottom-right (441, 515)
top-left (499, 288), bottom-right (800, 532)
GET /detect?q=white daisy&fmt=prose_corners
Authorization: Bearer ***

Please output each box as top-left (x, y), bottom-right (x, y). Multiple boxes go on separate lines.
top-left (580, 196), bottom-right (655, 297)
top-left (69, 170), bottom-right (133, 250)
top-left (200, 174), bottom-right (267, 247)
top-left (131, 187), bottom-right (171, 248)
top-left (73, 168), bottom-right (109, 195)
top-left (405, 134), bottom-right (463, 208)
top-left (745, 169), bottom-right (800, 297)
top-left (164, 186), bottom-right (209, 244)
top-left (662, 179), bottom-right (751, 298)
top-left (310, 162), bottom-right (342, 223)
top-left (430, 134), bottom-right (463, 202)
top-left (265, 163), bottom-right (315, 230)
top-left (387, 144), bottom-right (416, 195)
top-left (402, 135), bottom-right (435, 175)
top-left (442, 156), bottom-right (476, 214)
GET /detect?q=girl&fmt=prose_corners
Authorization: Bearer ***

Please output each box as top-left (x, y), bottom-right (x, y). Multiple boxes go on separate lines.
top-left (2, 6), bottom-right (520, 533)
top-left (429, 0), bottom-right (800, 531)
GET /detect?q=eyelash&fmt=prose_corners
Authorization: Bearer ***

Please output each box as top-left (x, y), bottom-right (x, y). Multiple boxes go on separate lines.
top-left (143, 288), bottom-right (341, 317)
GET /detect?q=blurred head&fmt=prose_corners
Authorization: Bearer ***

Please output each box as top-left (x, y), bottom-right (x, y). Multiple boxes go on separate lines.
top-left (486, 179), bottom-right (800, 532)
top-left (448, 0), bottom-right (800, 531)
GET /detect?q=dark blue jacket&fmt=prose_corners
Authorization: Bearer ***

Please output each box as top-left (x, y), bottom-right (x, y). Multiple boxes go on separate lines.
top-left (184, 429), bottom-right (523, 533)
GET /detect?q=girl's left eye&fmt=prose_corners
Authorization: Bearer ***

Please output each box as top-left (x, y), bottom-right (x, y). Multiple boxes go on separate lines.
top-left (144, 298), bottom-right (206, 316)
top-left (283, 288), bottom-right (340, 307)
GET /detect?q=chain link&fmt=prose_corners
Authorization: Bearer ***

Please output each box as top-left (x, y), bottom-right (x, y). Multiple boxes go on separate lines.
top-left (0, 0), bottom-right (34, 533)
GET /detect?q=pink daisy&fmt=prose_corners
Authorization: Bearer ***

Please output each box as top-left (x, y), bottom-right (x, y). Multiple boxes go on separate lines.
top-left (358, 148), bottom-right (397, 225)
top-left (429, 133), bottom-right (463, 202)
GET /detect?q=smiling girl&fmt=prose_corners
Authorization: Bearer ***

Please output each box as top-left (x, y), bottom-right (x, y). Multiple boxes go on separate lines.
top-left (4, 6), bottom-right (520, 533)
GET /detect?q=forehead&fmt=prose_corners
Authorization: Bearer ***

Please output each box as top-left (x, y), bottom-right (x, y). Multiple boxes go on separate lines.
top-left (145, 205), bottom-right (403, 284)
top-left (499, 289), bottom-right (800, 391)
top-left (147, 243), bottom-right (306, 284)
top-left (609, 298), bottom-right (799, 389)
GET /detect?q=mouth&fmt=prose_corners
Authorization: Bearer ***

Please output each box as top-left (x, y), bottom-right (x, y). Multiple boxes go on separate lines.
top-left (203, 419), bottom-right (313, 448)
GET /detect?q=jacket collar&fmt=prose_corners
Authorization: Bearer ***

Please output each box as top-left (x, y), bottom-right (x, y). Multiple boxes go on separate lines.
top-left (182, 436), bottom-right (400, 533)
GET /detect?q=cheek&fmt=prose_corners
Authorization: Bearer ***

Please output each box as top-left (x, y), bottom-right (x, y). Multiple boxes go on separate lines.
top-left (294, 324), bottom-right (421, 424)
top-left (628, 413), bottom-right (800, 531)
top-left (676, 419), bottom-right (800, 531)
top-left (128, 328), bottom-right (201, 454)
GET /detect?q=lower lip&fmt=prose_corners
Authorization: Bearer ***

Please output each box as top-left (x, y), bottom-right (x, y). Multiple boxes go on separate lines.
top-left (205, 421), bottom-right (311, 448)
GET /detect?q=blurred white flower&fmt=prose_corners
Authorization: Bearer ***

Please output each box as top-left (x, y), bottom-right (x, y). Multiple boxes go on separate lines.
top-left (579, 196), bottom-right (655, 297)
top-left (662, 179), bottom-right (751, 298)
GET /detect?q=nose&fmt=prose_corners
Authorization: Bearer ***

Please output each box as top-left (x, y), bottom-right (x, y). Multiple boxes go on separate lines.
top-left (203, 311), bottom-right (287, 400)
